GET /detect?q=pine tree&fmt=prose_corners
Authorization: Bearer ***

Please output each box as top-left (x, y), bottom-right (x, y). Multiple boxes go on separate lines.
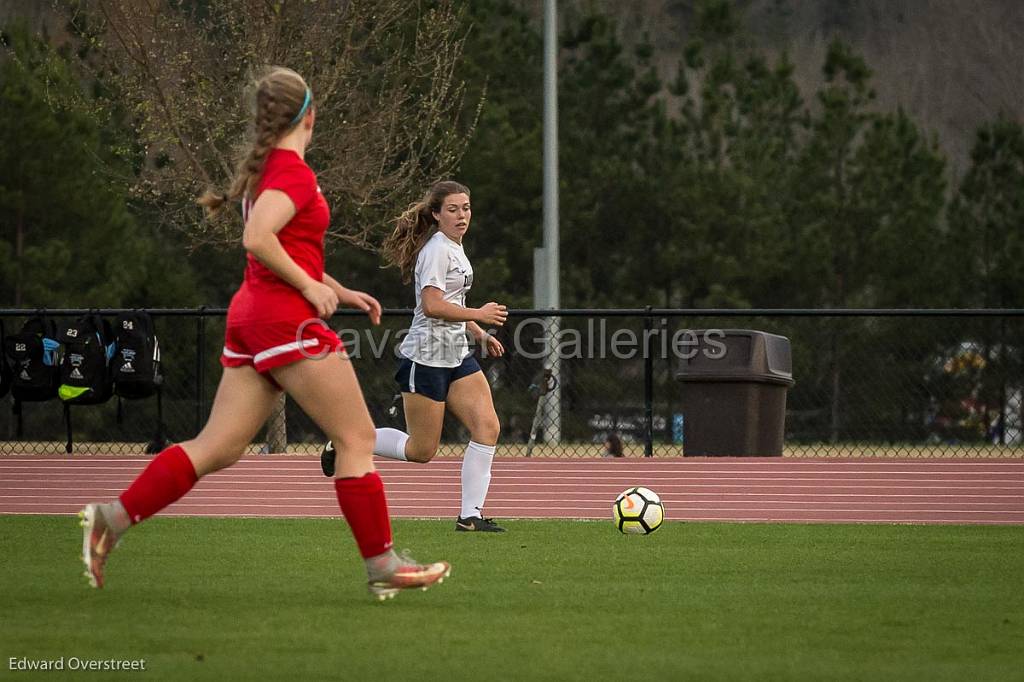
top-left (557, 9), bottom-right (662, 306)
top-left (947, 116), bottom-right (1024, 444)
top-left (950, 117), bottom-right (1024, 308)
top-left (0, 23), bottom-right (199, 308)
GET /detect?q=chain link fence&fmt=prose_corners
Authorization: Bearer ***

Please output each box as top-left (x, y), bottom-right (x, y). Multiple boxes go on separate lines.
top-left (2, 309), bottom-right (1023, 458)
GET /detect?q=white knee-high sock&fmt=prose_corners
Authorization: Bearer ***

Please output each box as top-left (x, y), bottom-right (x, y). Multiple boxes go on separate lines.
top-left (460, 441), bottom-right (496, 518)
top-left (374, 428), bottom-right (409, 461)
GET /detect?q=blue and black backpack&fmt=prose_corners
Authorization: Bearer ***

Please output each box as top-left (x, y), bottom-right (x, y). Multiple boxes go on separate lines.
top-left (3, 316), bottom-right (61, 402)
top-left (57, 314), bottom-right (116, 406)
top-left (0, 321), bottom-right (12, 398)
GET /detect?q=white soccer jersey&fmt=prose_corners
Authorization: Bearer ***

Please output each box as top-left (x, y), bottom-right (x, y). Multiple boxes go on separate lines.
top-left (399, 231), bottom-right (474, 367)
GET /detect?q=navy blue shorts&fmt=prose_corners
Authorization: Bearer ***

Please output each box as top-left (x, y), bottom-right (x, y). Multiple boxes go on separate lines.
top-left (395, 355), bottom-right (481, 402)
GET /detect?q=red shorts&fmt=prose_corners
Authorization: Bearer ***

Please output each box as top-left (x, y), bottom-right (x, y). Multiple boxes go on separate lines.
top-left (221, 319), bottom-right (344, 378)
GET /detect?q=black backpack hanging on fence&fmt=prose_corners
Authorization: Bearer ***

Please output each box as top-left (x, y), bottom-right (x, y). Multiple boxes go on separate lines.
top-left (0, 321), bottom-right (12, 399)
top-left (3, 315), bottom-right (61, 402)
top-left (112, 311), bottom-right (162, 399)
top-left (57, 314), bottom-right (115, 406)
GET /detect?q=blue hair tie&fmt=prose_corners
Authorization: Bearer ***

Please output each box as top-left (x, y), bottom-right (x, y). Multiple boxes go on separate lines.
top-left (290, 87), bottom-right (312, 126)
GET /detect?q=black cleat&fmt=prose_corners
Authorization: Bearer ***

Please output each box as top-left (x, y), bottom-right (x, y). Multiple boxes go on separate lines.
top-left (455, 515), bottom-right (506, 532)
top-left (320, 440), bottom-right (336, 478)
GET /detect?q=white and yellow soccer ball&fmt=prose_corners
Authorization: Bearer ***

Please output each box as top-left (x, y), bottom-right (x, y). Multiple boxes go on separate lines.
top-left (613, 486), bottom-right (664, 534)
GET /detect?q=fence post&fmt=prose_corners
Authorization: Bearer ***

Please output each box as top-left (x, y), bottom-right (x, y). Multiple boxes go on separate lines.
top-left (265, 394), bottom-right (288, 454)
top-left (643, 306), bottom-right (654, 457)
top-left (195, 306), bottom-right (206, 433)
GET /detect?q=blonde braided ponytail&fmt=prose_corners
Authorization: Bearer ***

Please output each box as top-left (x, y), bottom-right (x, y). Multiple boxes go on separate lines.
top-left (198, 67), bottom-right (312, 219)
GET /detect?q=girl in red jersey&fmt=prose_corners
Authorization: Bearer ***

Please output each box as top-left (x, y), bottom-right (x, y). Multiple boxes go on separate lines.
top-left (78, 67), bottom-right (449, 600)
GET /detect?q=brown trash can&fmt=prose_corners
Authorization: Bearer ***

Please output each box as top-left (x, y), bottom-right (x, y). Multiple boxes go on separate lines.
top-left (675, 330), bottom-right (795, 456)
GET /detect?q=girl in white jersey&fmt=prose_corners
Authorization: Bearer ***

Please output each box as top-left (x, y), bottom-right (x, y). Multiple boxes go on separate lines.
top-left (321, 181), bottom-right (509, 532)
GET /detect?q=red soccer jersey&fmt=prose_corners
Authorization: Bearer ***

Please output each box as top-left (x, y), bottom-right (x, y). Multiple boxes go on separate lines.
top-left (228, 148), bottom-right (330, 324)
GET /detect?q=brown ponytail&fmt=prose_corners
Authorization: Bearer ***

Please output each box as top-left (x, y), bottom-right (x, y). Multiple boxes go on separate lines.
top-left (382, 180), bottom-right (471, 283)
top-left (198, 66), bottom-right (313, 219)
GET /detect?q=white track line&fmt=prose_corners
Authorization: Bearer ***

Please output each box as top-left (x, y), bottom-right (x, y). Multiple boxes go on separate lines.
top-left (3, 509), bottom-right (1018, 524)
top-left (5, 478), bottom-right (1022, 490)
top-left (4, 486), bottom-right (1021, 498)
top-left (5, 463), bottom-right (1024, 473)
top-left (4, 458), bottom-right (1020, 471)
top-left (4, 457), bottom-right (1024, 466)
top-left (4, 475), bottom-right (1023, 485)
top-left (4, 493), bottom-right (1019, 509)
top-left (3, 491), bottom-right (1022, 505)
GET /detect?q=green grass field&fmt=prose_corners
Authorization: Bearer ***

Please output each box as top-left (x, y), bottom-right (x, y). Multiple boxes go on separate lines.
top-left (2, 517), bottom-right (1023, 681)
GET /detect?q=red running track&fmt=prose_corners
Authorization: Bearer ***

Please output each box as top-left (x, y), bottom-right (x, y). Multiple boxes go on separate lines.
top-left (1, 456), bottom-right (1023, 525)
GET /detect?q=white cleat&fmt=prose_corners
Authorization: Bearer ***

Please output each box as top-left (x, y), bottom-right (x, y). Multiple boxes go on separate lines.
top-left (367, 556), bottom-right (451, 602)
top-left (79, 504), bottom-right (119, 589)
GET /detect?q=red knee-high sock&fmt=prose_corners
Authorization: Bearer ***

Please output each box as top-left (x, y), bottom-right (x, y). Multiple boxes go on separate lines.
top-left (334, 472), bottom-right (394, 558)
top-left (119, 444), bottom-right (198, 525)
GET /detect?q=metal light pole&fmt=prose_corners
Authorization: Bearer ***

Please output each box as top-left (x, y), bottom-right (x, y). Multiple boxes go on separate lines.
top-left (539, 0), bottom-right (562, 447)
top-left (543, 0), bottom-right (560, 312)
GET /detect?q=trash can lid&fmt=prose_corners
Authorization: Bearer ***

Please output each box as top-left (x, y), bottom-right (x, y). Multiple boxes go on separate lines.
top-left (674, 329), bottom-right (794, 386)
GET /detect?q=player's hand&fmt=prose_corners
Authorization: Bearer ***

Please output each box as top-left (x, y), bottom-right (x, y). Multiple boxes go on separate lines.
top-left (482, 334), bottom-right (505, 358)
top-left (302, 281), bottom-right (340, 319)
top-left (476, 302), bottom-right (508, 327)
top-left (337, 288), bottom-right (382, 325)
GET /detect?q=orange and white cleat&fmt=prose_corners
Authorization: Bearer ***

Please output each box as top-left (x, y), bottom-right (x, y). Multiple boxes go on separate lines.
top-left (368, 552), bottom-right (451, 602)
top-left (79, 503), bottom-right (120, 589)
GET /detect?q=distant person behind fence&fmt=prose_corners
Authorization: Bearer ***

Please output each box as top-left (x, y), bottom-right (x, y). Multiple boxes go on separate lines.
top-left (603, 432), bottom-right (624, 458)
top-left (78, 66), bottom-right (449, 600)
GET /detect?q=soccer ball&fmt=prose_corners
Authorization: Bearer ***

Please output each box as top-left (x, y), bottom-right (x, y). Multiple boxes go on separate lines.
top-left (613, 486), bottom-right (664, 534)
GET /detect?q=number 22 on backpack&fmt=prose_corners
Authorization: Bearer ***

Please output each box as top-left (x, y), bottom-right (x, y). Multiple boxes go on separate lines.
top-left (3, 316), bottom-right (61, 402)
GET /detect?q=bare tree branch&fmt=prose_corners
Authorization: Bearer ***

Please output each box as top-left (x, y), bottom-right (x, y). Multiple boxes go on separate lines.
top-left (61, 0), bottom-right (478, 250)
